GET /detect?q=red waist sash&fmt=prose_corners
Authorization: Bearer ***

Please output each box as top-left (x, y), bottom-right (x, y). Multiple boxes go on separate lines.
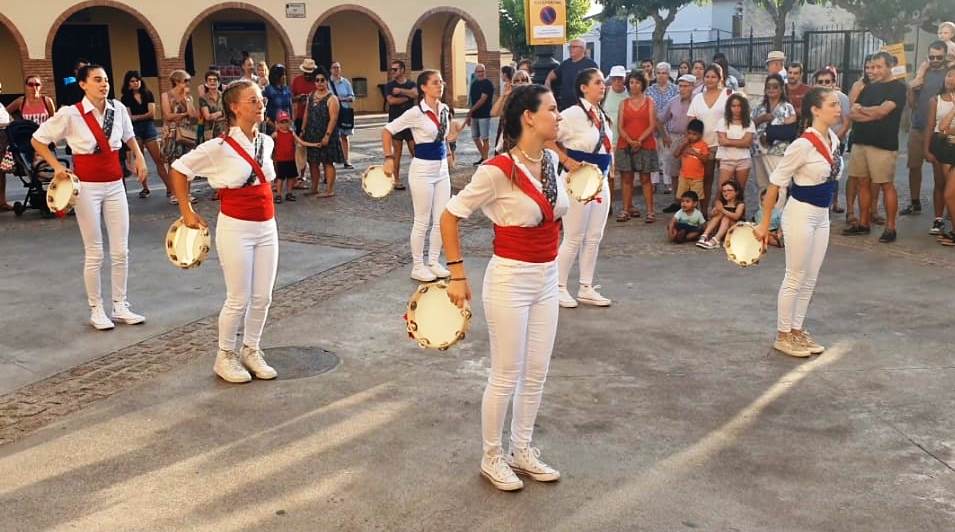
top-left (73, 102), bottom-right (122, 182)
top-left (484, 155), bottom-right (560, 263)
top-left (219, 135), bottom-right (274, 222)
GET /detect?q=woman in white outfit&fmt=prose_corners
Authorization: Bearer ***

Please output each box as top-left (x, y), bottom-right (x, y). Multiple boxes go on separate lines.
top-left (554, 67), bottom-right (614, 308)
top-left (32, 64), bottom-right (148, 330)
top-left (441, 85), bottom-right (568, 492)
top-left (756, 87), bottom-right (842, 358)
top-left (382, 70), bottom-right (453, 282)
top-left (168, 80), bottom-right (279, 384)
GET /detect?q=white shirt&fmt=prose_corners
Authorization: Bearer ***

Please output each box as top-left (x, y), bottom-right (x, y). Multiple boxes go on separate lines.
top-left (33, 97), bottom-right (134, 154)
top-left (446, 151), bottom-right (569, 226)
top-left (687, 89), bottom-right (733, 147)
top-left (0, 103), bottom-right (9, 127)
top-left (715, 118), bottom-right (756, 160)
top-left (172, 127), bottom-right (276, 189)
top-left (557, 98), bottom-right (613, 154)
top-left (769, 127), bottom-right (840, 188)
top-left (384, 100), bottom-right (451, 145)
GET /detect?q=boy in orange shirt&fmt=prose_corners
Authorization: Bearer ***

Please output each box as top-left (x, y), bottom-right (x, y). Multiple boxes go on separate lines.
top-left (673, 119), bottom-right (709, 207)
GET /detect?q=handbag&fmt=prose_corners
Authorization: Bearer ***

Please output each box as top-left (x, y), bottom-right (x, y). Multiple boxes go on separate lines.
top-left (328, 78), bottom-right (355, 130)
top-left (0, 148), bottom-right (14, 172)
top-left (176, 123), bottom-right (197, 147)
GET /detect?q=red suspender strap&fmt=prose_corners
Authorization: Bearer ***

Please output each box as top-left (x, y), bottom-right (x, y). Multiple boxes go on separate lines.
top-left (222, 135), bottom-right (267, 184)
top-left (587, 108), bottom-right (613, 153)
top-left (484, 155), bottom-right (555, 223)
top-left (423, 110), bottom-right (441, 129)
top-left (75, 102), bottom-right (112, 154)
top-left (801, 131), bottom-right (833, 165)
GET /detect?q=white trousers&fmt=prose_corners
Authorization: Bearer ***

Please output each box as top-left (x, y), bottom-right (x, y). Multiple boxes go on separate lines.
top-left (74, 180), bottom-right (130, 308)
top-left (558, 178), bottom-right (610, 287)
top-left (409, 158), bottom-right (450, 266)
top-left (777, 198), bottom-right (830, 332)
top-left (481, 256), bottom-right (559, 452)
top-left (215, 213), bottom-right (279, 351)
top-left (651, 142), bottom-right (673, 185)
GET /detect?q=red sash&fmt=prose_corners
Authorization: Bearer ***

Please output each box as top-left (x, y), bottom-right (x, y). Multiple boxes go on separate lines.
top-left (587, 108), bottom-right (613, 153)
top-left (801, 130), bottom-right (834, 165)
top-left (484, 155), bottom-right (560, 263)
top-left (72, 102), bottom-right (123, 182)
top-left (218, 135), bottom-right (274, 222)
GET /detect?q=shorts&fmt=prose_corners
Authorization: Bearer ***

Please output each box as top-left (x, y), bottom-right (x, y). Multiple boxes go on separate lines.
top-left (470, 118), bottom-right (492, 140)
top-left (718, 157), bottom-right (752, 172)
top-left (848, 144), bottom-right (898, 184)
top-left (930, 133), bottom-right (955, 165)
top-left (676, 176), bottom-right (705, 200)
top-left (615, 147), bottom-right (660, 173)
top-left (294, 118), bottom-right (303, 134)
top-left (908, 129), bottom-right (927, 168)
top-left (133, 120), bottom-right (159, 143)
top-left (392, 128), bottom-right (413, 142)
top-left (674, 222), bottom-right (703, 233)
top-left (275, 160), bottom-right (298, 179)
top-left (340, 128), bottom-right (353, 137)
top-left (660, 133), bottom-right (684, 177)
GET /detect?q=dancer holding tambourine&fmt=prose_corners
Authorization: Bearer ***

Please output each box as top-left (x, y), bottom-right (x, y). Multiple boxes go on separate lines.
top-left (32, 64), bottom-right (148, 331)
top-left (551, 67), bottom-right (614, 308)
top-left (168, 80), bottom-right (279, 384)
top-left (756, 87), bottom-right (842, 358)
top-left (382, 70), bottom-right (454, 282)
top-left (441, 85), bottom-right (569, 492)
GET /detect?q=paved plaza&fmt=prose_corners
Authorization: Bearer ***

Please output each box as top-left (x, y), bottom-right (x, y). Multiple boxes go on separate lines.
top-left (0, 118), bottom-right (953, 531)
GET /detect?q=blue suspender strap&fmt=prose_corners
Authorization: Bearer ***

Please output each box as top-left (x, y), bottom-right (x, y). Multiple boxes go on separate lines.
top-left (566, 148), bottom-right (611, 175)
top-left (790, 181), bottom-right (836, 208)
top-left (413, 140), bottom-right (447, 161)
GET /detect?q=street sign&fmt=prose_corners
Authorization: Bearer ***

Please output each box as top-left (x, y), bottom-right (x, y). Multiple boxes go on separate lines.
top-left (285, 3), bottom-right (306, 18)
top-left (524, 0), bottom-right (567, 46)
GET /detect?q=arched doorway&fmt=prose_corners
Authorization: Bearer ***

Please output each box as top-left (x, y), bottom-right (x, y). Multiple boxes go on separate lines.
top-left (47, 3), bottom-right (164, 104)
top-left (407, 8), bottom-right (492, 108)
top-left (308, 6), bottom-right (397, 113)
top-left (179, 4), bottom-right (292, 85)
top-left (0, 14), bottom-right (28, 106)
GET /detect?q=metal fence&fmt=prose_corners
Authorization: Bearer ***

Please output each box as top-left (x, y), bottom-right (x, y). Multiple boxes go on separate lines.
top-left (801, 30), bottom-right (885, 92)
top-left (662, 28), bottom-right (804, 74)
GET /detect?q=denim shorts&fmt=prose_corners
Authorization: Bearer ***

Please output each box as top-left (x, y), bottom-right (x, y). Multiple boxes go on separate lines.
top-left (471, 118), bottom-right (492, 140)
top-left (133, 120), bottom-right (160, 143)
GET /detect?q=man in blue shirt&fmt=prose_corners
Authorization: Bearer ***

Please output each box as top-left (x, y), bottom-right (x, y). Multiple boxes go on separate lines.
top-left (904, 41), bottom-right (948, 223)
top-left (466, 64), bottom-right (495, 165)
top-left (331, 61), bottom-right (356, 169)
top-left (545, 39), bottom-right (598, 110)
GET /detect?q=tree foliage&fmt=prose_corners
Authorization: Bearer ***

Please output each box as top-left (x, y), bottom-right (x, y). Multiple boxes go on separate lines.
top-left (833, 0), bottom-right (952, 43)
top-left (596, 0), bottom-right (694, 61)
top-left (499, 0), bottom-right (595, 59)
top-left (751, 0), bottom-right (809, 51)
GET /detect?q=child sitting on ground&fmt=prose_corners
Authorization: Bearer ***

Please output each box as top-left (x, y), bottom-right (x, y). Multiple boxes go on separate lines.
top-left (667, 190), bottom-right (706, 243)
top-left (755, 188), bottom-right (784, 247)
top-left (673, 119), bottom-right (709, 208)
top-left (697, 180), bottom-right (745, 249)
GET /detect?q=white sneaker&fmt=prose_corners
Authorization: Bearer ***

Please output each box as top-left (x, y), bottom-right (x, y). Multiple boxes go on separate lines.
top-left (411, 264), bottom-right (437, 282)
top-left (695, 235), bottom-right (709, 248)
top-left (508, 446), bottom-right (561, 482)
top-left (111, 301), bottom-right (145, 325)
top-left (240, 345), bottom-right (278, 380)
top-left (481, 449), bottom-right (524, 491)
top-left (214, 349), bottom-right (252, 383)
top-left (89, 306), bottom-right (115, 330)
top-left (577, 285), bottom-right (611, 307)
top-left (558, 286), bottom-right (578, 308)
top-left (429, 262), bottom-right (451, 278)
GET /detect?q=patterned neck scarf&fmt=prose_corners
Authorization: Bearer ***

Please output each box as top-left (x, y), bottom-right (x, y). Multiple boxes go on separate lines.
top-left (94, 102), bottom-right (115, 154)
top-left (540, 151), bottom-right (558, 208)
top-left (238, 134), bottom-right (264, 187)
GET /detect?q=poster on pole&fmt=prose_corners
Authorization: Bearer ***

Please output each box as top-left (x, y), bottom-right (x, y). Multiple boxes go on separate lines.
top-left (524, 0), bottom-right (567, 46)
top-left (880, 43), bottom-right (907, 80)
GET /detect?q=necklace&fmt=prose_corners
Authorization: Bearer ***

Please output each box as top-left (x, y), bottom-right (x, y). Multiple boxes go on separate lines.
top-left (516, 147), bottom-right (543, 163)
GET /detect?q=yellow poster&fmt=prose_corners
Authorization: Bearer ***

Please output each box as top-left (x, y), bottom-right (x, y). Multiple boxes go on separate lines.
top-left (880, 43), bottom-right (907, 80)
top-left (524, 0), bottom-right (567, 46)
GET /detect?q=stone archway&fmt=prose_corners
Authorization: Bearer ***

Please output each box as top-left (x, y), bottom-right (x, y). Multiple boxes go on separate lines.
top-left (0, 13), bottom-right (31, 101)
top-left (308, 4), bottom-right (398, 62)
top-left (178, 2), bottom-right (294, 63)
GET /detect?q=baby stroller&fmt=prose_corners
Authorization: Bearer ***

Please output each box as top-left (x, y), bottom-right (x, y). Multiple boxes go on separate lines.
top-left (5, 119), bottom-right (70, 217)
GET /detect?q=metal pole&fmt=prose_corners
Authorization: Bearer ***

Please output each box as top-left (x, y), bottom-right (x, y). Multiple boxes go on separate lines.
top-left (749, 27), bottom-right (754, 71)
top-left (841, 30), bottom-right (852, 92)
top-left (789, 22), bottom-right (796, 61)
top-left (690, 33), bottom-right (694, 61)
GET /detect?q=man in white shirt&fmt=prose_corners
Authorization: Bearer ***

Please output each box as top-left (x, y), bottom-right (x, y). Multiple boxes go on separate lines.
top-left (602, 65), bottom-right (629, 203)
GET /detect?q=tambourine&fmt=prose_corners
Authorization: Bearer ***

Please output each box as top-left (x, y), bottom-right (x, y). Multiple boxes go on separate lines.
top-left (46, 172), bottom-right (81, 214)
top-left (724, 222), bottom-right (766, 267)
top-left (165, 217), bottom-right (211, 269)
top-left (362, 165), bottom-right (395, 199)
top-left (405, 281), bottom-right (471, 351)
top-left (565, 162), bottom-right (604, 203)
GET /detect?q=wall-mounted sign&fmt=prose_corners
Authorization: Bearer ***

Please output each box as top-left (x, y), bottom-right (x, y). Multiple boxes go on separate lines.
top-left (524, 0), bottom-right (567, 46)
top-left (286, 3), bottom-right (306, 18)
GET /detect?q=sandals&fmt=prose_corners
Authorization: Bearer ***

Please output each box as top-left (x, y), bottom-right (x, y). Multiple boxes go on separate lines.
top-left (628, 208), bottom-right (641, 218)
top-left (832, 205), bottom-right (845, 214)
top-left (274, 195), bottom-right (283, 204)
top-left (645, 213), bottom-right (656, 224)
top-left (285, 193), bottom-right (297, 202)
top-left (138, 189), bottom-right (150, 199)
top-left (616, 211), bottom-right (631, 222)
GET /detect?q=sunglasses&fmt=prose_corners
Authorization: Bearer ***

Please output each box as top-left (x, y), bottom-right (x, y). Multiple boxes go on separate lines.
top-left (929, 55), bottom-right (946, 60)
top-left (315, 78), bottom-right (327, 83)
top-left (27, 82), bottom-right (42, 87)
top-left (817, 79), bottom-right (834, 85)
top-left (390, 67), bottom-right (401, 72)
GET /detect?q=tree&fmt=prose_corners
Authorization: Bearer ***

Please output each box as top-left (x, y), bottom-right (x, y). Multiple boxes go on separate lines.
top-left (751, 0), bottom-right (809, 51)
top-left (499, 0), bottom-right (595, 60)
top-left (833, 0), bottom-right (949, 43)
top-left (596, 0), bottom-right (694, 61)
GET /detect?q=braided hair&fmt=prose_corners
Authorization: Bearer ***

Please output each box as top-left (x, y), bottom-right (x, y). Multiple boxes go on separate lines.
top-left (574, 67), bottom-right (612, 127)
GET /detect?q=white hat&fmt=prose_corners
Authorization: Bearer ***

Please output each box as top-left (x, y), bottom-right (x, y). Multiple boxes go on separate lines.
top-left (766, 51), bottom-right (786, 64)
top-left (678, 74), bottom-right (696, 84)
top-left (299, 58), bottom-right (318, 73)
top-left (609, 65), bottom-right (627, 78)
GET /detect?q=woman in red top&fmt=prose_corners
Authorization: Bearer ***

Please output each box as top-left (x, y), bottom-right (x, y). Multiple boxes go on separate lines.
top-left (615, 71), bottom-right (659, 222)
top-left (5, 76), bottom-right (55, 125)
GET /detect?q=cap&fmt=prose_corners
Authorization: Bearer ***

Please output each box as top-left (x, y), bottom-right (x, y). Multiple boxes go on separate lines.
top-left (276, 110), bottom-right (291, 122)
top-left (678, 74), bottom-right (696, 84)
top-left (766, 50), bottom-right (786, 63)
top-left (608, 65), bottom-right (627, 78)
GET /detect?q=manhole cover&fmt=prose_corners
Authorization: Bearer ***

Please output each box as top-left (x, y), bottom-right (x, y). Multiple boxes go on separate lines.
top-left (261, 346), bottom-right (340, 380)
